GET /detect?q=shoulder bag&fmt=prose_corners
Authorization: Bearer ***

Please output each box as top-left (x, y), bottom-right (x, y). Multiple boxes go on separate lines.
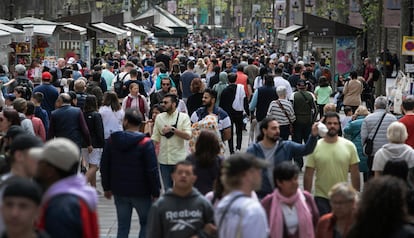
top-left (363, 112), bottom-right (386, 156)
top-left (276, 100), bottom-right (294, 135)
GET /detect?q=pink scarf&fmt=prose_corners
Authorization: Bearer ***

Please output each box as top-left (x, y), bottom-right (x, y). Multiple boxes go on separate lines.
top-left (269, 189), bottom-right (314, 238)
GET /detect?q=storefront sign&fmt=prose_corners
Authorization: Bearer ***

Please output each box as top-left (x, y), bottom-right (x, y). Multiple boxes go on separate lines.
top-left (402, 36), bottom-right (414, 56)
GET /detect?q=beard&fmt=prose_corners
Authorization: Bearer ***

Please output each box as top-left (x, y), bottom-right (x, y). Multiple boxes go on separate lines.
top-left (326, 128), bottom-right (339, 137)
top-left (266, 134), bottom-right (279, 143)
top-left (203, 101), bottom-right (212, 108)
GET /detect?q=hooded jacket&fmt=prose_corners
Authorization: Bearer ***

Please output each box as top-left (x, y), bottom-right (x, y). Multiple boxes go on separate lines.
top-left (100, 131), bottom-right (161, 197)
top-left (373, 143), bottom-right (414, 171)
top-left (247, 135), bottom-right (318, 198)
top-left (37, 174), bottom-right (99, 238)
top-left (147, 188), bottom-right (214, 238)
top-left (213, 72), bottom-right (228, 106)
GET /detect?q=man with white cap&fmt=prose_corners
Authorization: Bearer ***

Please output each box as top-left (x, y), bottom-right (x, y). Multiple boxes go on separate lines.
top-left (33, 138), bottom-right (99, 238)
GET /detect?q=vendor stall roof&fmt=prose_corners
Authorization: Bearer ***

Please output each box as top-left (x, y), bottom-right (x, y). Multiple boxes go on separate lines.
top-left (32, 25), bottom-right (57, 36)
top-left (154, 24), bottom-right (174, 35)
top-left (0, 30), bottom-right (11, 45)
top-left (124, 23), bottom-right (152, 36)
top-left (134, 5), bottom-right (193, 34)
top-left (63, 24), bottom-right (87, 35)
top-left (91, 22), bottom-right (128, 40)
top-left (0, 24), bottom-right (25, 42)
top-left (277, 25), bottom-right (304, 40)
top-left (0, 19), bottom-right (15, 24)
top-left (0, 24), bottom-right (24, 34)
top-left (14, 17), bottom-right (57, 25)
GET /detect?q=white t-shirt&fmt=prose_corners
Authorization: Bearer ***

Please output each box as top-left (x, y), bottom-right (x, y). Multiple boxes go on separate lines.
top-left (215, 191), bottom-right (269, 238)
top-left (99, 106), bottom-right (124, 139)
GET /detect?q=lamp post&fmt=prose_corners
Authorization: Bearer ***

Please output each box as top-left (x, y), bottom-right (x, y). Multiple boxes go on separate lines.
top-left (292, 1), bottom-right (299, 23)
top-left (237, 9), bottom-right (241, 38)
top-left (278, 5), bottom-right (283, 28)
top-left (305, 0), bottom-right (313, 13)
top-left (95, 0), bottom-right (103, 10)
top-left (237, 9), bottom-right (241, 26)
top-left (255, 9), bottom-right (260, 42)
top-left (293, 1), bottom-right (299, 12)
top-left (8, 0), bottom-right (14, 21)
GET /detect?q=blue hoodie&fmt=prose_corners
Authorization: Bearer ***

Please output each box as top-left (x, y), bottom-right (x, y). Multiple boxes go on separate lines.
top-left (247, 135), bottom-right (318, 198)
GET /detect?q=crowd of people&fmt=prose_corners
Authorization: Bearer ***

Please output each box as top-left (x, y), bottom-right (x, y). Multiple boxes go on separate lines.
top-left (0, 42), bottom-right (412, 238)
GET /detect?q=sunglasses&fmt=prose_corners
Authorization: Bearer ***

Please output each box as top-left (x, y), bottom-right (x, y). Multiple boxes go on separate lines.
top-left (162, 83), bottom-right (170, 86)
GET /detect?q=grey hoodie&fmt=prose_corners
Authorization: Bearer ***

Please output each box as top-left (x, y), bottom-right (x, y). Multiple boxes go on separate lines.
top-left (147, 188), bottom-right (214, 238)
top-left (373, 143), bottom-right (414, 171)
top-left (213, 72), bottom-right (228, 106)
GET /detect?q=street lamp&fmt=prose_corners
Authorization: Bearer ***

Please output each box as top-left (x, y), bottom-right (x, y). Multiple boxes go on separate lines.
top-left (95, 0), bottom-right (103, 10)
top-left (237, 9), bottom-right (241, 26)
top-left (278, 5), bottom-right (283, 28)
top-left (8, 0), bottom-right (15, 21)
top-left (305, 0), bottom-right (313, 13)
top-left (292, 1), bottom-right (299, 12)
top-left (255, 9), bottom-right (260, 42)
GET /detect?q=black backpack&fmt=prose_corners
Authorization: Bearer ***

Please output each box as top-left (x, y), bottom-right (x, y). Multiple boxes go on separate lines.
top-left (373, 68), bottom-right (381, 81)
top-left (17, 79), bottom-right (33, 100)
top-left (113, 73), bottom-right (129, 98)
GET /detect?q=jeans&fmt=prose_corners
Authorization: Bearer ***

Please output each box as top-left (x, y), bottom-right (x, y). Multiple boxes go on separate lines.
top-left (114, 195), bottom-right (152, 238)
top-left (159, 164), bottom-right (175, 190)
top-left (228, 113), bottom-right (244, 154)
top-left (292, 122), bottom-right (312, 169)
top-left (314, 196), bottom-right (331, 216)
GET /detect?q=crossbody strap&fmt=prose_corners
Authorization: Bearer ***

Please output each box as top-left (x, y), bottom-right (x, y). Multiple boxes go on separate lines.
top-left (369, 112), bottom-right (387, 141)
top-left (218, 194), bottom-right (247, 229)
top-left (299, 91), bottom-right (312, 109)
top-left (276, 100), bottom-right (293, 124)
top-left (173, 112), bottom-right (180, 127)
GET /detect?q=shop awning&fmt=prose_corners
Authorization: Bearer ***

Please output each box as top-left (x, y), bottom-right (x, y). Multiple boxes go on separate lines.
top-left (0, 23), bottom-right (25, 42)
top-left (0, 30), bottom-right (11, 45)
top-left (124, 23), bottom-right (152, 36)
top-left (33, 25), bottom-right (57, 36)
top-left (277, 24), bottom-right (304, 40)
top-left (154, 24), bottom-right (174, 35)
top-left (63, 24), bottom-right (87, 35)
top-left (91, 22), bottom-right (128, 40)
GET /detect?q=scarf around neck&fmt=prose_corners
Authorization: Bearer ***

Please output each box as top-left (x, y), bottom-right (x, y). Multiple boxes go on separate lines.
top-left (269, 188), bottom-right (314, 238)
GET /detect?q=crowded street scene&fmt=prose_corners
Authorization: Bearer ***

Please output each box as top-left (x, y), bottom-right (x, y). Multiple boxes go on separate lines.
top-left (0, 0), bottom-right (414, 237)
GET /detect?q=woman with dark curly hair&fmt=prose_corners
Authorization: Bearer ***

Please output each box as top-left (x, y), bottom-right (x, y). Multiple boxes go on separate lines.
top-left (346, 176), bottom-right (414, 238)
top-left (185, 130), bottom-right (222, 195)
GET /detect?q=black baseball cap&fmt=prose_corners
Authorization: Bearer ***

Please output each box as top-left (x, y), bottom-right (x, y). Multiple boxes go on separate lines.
top-left (9, 134), bottom-right (43, 154)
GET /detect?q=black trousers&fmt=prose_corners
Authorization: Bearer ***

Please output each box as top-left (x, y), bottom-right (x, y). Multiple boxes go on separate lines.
top-left (228, 113), bottom-right (244, 154)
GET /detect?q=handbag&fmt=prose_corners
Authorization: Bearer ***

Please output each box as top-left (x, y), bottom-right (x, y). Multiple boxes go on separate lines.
top-left (363, 112), bottom-right (386, 156)
top-left (276, 100), bottom-right (294, 135)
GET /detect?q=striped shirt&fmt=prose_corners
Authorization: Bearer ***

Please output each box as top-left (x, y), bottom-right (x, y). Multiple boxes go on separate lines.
top-left (266, 99), bottom-right (296, 126)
